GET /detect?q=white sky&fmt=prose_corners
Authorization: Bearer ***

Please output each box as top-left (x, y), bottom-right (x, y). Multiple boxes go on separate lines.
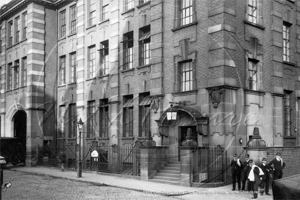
top-left (0, 0), bottom-right (12, 8)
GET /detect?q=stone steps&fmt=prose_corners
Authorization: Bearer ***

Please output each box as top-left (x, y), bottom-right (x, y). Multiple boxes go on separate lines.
top-left (150, 162), bottom-right (181, 185)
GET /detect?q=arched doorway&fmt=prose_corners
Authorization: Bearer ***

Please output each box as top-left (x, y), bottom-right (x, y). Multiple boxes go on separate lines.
top-left (11, 110), bottom-right (27, 165)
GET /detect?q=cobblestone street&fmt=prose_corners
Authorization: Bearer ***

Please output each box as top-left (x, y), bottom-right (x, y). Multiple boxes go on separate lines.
top-left (2, 170), bottom-right (179, 200)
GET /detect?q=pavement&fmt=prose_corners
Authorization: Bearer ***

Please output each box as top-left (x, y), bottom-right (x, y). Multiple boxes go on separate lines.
top-left (8, 166), bottom-right (274, 200)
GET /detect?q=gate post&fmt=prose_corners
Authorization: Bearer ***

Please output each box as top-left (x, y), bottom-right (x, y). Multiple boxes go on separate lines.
top-left (140, 132), bottom-right (156, 181)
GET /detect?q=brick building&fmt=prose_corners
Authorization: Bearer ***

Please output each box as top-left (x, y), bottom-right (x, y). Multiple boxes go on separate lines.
top-left (1, 0), bottom-right (300, 175)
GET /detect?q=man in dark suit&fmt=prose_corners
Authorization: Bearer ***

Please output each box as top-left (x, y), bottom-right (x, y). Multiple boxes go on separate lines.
top-left (248, 159), bottom-right (264, 199)
top-left (259, 157), bottom-right (271, 196)
top-left (231, 153), bottom-right (243, 191)
top-left (241, 154), bottom-right (251, 191)
top-left (267, 153), bottom-right (285, 180)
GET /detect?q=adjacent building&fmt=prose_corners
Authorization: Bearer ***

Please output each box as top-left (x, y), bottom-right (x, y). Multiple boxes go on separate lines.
top-left (1, 0), bottom-right (300, 176)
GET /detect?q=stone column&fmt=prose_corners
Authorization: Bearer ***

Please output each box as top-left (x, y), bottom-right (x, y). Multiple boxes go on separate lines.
top-left (140, 132), bottom-right (156, 181)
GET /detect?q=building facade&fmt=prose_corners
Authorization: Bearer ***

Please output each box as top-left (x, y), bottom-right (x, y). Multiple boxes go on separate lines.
top-left (1, 0), bottom-right (300, 168)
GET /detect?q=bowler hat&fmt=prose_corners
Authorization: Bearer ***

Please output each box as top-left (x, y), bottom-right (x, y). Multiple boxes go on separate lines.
top-left (262, 158), bottom-right (267, 161)
top-left (276, 153), bottom-right (281, 156)
top-left (245, 154), bottom-right (249, 158)
top-left (233, 153), bottom-right (237, 157)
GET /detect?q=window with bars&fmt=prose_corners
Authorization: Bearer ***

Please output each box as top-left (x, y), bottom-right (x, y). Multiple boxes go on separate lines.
top-left (60, 10), bottom-right (66, 38)
top-left (15, 17), bottom-right (20, 43)
top-left (247, 0), bottom-right (258, 24)
top-left (88, 46), bottom-right (96, 78)
top-left (68, 103), bottom-right (77, 138)
top-left (70, 5), bottom-right (77, 35)
top-left (139, 26), bottom-right (151, 66)
top-left (70, 52), bottom-right (76, 83)
top-left (8, 21), bottom-right (13, 47)
top-left (180, 0), bottom-right (194, 26)
top-left (124, 0), bottom-right (134, 11)
top-left (283, 92), bottom-right (292, 137)
top-left (123, 31), bottom-right (133, 70)
top-left (283, 23), bottom-right (290, 62)
top-left (99, 99), bottom-right (109, 138)
top-left (22, 12), bottom-right (27, 40)
top-left (22, 57), bottom-right (27, 86)
top-left (8, 63), bottom-right (12, 90)
top-left (89, 0), bottom-right (96, 26)
top-left (139, 94), bottom-right (151, 137)
top-left (99, 40), bottom-right (109, 76)
top-left (180, 61), bottom-right (195, 92)
top-left (123, 96), bottom-right (134, 137)
top-left (14, 60), bottom-right (19, 89)
top-left (87, 101), bottom-right (96, 138)
top-left (248, 59), bottom-right (258, 91)
top-left (59, 56), bottom-right (66, 85)
top-left (58, 106), bottom-right (66, 138)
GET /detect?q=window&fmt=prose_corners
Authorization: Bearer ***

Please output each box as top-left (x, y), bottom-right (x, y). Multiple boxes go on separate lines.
top-left (180, 61), bottom-right (195, 91)
top-left (180, 0), bottom-right (194, 26)
top-left (8, 21), bottom-right (13, 47)
top-left (7, 63), bottom-right (12, 90)
top-left (87, 101), bottom-right (96, 138)
top-left (101, 0), bottom-right (109, 21)
top-left (70, 5), bottom-right (77, 35)
top-left (139, 26), bottom-right (151, 66)
top-left (247, 0), bottom-right (258, 24)
top-left (284, 92), bottom-right (292, 137)
top-left (60, 10), bottom-right (66, 38)
top-left (15, 17), bottom-right (20, 43)
top-left (68, 103), bottom-right (77, 138)
top-left (124, 0), bottom-right (134, 11)
top-left (139, 0), bottom-right (150, 5)
top-left (70, 52), bottom-right (76, 83)
top-left (99, 40), bottom-right (109, 76)
top-left (123, 31), bottom-right (133, 70)
top-left (139, 94), bottom-right (151, 137)
top-left (283, 23), bottom-right (290, 62)
top-left (22, 12), bottom-right (27, 40)
top-left (88, 46), bottom-right (96, 78)
top-left (14, 60), bottom-right (19, 89)
top-left (89, 0), bottom-right (96, 26)
top-left (99, 99), bottom-right (109, 138)
top-left (59, 56), bottom-right (66, 85)
top-left (58, 106), bottom-right (66, 138)
top-left (248, 59), bottom-right (258, 90)
top-left (22, 57), bottom-right (27, 86)
top-left (123, 96), bottom-right (134, 137)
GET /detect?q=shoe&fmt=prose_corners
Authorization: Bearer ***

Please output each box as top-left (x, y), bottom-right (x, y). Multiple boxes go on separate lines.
top-left (266, 193), bottom-right (271, 196)
top-left (232, 189), bottom-right (235, 191)
top-left (252, 197), bottom-right (257, 199)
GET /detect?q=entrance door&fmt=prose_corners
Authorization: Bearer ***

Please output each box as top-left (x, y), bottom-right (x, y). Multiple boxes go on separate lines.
top-left (12, 110), bottom-right (27, 164)
top-left (178, 126), bottom-right (197, 161)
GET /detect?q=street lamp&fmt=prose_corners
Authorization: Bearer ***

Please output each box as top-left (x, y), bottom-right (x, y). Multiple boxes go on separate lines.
top-left (77, 118), bottom-right (84, 178)
top-left (166, 103), bottom-right (177, 120)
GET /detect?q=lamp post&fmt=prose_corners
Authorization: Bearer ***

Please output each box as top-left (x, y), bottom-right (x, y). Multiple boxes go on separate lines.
top-left (166, 103), bottom-right (177, 120)
top-left (77, 118), bottom-right (84, 178)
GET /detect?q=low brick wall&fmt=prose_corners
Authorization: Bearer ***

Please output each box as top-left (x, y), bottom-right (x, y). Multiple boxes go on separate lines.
top-left (267, 147), bottom-right (300, 178)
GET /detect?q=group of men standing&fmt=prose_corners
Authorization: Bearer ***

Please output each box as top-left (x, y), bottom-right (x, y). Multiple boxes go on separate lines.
top-left (231, 153), bottom-right (285, 199)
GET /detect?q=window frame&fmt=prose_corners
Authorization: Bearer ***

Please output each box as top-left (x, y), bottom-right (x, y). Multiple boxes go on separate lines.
top-left (70, 52), bottom-right (77, 83)
top-left (124, 0), bottom-right (134, 11)
top-left (139, 26), bottom-right (151, 66)
top-left (59, 56), bottom-right (66, 85)
top-left (247, 59), bottom-right (259, 91)
top-left (99, 99), bottom-right (109, 138)
top-left (123, 96), bottom-right (134, 137)
top-left (283, 23), bottom-right (291, 62)
top-left (0, 27), bottom-right (2, 53)
top-left (247, 0), bottom-right (258, 24)
top-left (179, 60), bottom-right (195, 92)
top-left (58, 105), bottom-right (66, 138)
top-left (8, 20), bottom-right (13, 47)
top-left (70, 5), bottom-right (77, 35)
top-left (68, 103), bottom-right (77, 138)
top-left (22, 57), bottom-right (27, 87)
top-left (180, 0), bottom-right (194, 26)
top-left (123, 31), bottom-right (134, 70)
top-left (139, 94), bottom-right (151, 137)
top-left (89, 0), bottom-right (96, 26)
top-left (88, 45), bottom-right (96, 78)
top-left (7, 63), bottom-right (12, 90)
top-left (15, 17), bottom-right (20, 44)
top-left (283, 92), bottom-right (292, 137)
top-left (13, 60), bottom-right (19, 89)
top-left (87, 100), bottom-right (96, 138)
top-left (60, 10), bottom-right (66, 38)
top-left (22, 12), bottom-right (27, 40)
top-left (99, 40), bottom-right (109, 76)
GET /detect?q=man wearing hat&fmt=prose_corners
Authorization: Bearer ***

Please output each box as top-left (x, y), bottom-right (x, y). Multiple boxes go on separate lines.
top-left (248, 159), bottom-right (264, 199)
top-left (267, 153), bottom-right (285, 180)
top-left (259, 158), bottom-right (272, 195)
top-left (241, 154), bottom-right (251, 191)
top-left (231, 153), bottom-right (243, 191)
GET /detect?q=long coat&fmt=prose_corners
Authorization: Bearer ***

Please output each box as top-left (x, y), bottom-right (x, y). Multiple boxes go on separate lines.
top-left (267, 158), bottom-right (285, 178)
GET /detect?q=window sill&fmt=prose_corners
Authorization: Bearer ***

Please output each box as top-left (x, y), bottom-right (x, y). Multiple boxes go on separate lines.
top-left (68, 82), bottom-right (77, 85)
top-left (6, 46), bottom-right (13, 50)
top-left (136, 1), bottom-right (151, 9)
top-left (86, 24), bottom-right (96, 30)
top-left (68, 33), bottom-right (76, 37)
top-left (121, 8), bottom-right (135, 15)
top-left (171, 21), bottom-right (198, 32)
top-left (122, 137), bottom-right (134, 140)
top-left (137, 64), bottom-right (151, 69)
top-left (13, 42), bottom-right (21, 46)
top-left (21, 38), bottom-right (27, 43)
top-left (172, 89), bottom-right (198, 97)
top-left (99, 74), bottom-right (109, 78)
top-left (98, 19), bottom-right (110, 25)
top-left (244, 20), bottom-right (265, 30)
top-left (137, 137), bottom-right (147, 140)
top-left (121, 68), bottom-right (134, 73)
top-left (86, 77), bottom-right (97, 81)
top-left (58, 37), bottom-right (66, 41)
top-left (244, 89), bottom-right (266, 96)
top-left (98, 137), bottom-right (110, 140)
top-left (57, 84), bottom-right (67, 88)
top-left (283, 61), bottom-right (296, 67)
